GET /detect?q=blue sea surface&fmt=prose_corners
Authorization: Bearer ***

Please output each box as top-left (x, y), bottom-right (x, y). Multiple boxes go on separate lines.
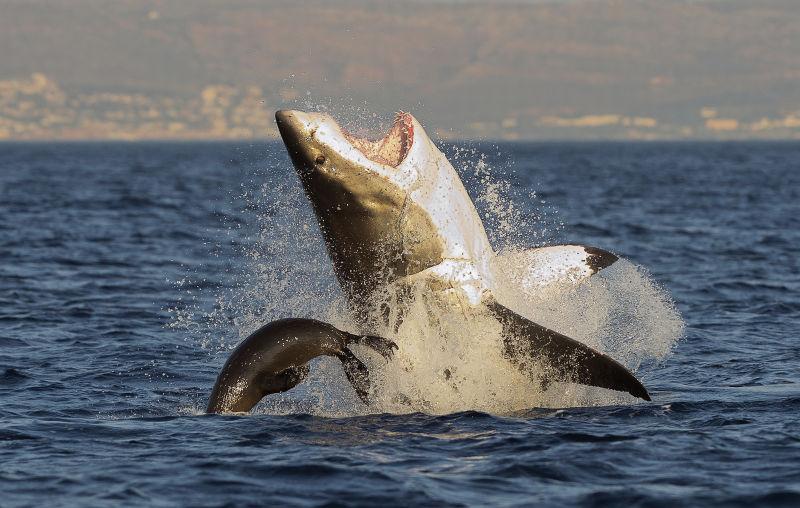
top-left (1, 141), bottom-right (798, 506)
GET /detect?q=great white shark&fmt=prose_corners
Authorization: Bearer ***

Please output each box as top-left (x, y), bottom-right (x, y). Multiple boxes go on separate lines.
top-left (273, 109), bottom-right (651, 402)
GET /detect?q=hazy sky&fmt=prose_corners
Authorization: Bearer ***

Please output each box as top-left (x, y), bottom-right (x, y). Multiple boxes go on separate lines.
top-left (1, 0), bottom-right (799, 140)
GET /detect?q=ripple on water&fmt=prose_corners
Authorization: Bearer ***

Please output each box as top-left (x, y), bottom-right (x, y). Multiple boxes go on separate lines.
top-left (0, 141), bottom-right (798, 505)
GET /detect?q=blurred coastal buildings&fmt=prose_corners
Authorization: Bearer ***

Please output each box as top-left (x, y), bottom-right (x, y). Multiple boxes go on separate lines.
top-left (3, 72), bottom-right (799, 141)
top-left (1, 0), bottom-right (799, 141)
top-left (0, 73), bottom-right (278, 140)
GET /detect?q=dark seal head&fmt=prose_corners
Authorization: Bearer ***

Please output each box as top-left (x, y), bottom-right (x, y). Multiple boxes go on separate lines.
top-left (207, 318), bottom-right (397, 413)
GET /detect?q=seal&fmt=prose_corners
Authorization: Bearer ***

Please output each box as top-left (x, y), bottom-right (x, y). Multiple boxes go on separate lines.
top-left (276, 109), bottom-right (651, 401)
top-left (206, 318), bottom-right (397, 413)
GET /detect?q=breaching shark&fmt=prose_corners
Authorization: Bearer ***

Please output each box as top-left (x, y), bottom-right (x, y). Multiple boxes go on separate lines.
top-left (206, 109), bottom-right (650, 413)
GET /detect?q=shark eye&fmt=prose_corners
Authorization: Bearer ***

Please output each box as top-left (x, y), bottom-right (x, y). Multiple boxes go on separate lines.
top-left (315, 155), bottom-right (326, 165)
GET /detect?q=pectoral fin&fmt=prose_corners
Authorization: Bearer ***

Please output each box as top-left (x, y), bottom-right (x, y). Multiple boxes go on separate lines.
top-left (336, 348), bottom-right (371, 404)
top-left (486, 300), bottom-right (650, 401)
top-left (493, 244), bottom-right (618, 289)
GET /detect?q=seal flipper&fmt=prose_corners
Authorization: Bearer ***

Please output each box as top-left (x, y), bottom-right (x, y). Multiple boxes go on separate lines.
top-left (486, 300), bottom-right (651, 401)
top-left (336, 348), bottom-right (371, 404)
top-left (344, 333), bottom-right (398, 360)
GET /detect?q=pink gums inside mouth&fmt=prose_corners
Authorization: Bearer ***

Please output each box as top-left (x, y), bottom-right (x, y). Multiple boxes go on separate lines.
top-left (341, 112), bottom-right (414, 168)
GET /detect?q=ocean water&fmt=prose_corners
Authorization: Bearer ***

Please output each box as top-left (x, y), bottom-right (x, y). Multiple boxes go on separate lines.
top-left (1, 140), bottom-right (798, 506)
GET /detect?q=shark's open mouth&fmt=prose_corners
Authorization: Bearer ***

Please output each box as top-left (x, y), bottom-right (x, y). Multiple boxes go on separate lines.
top-left (341, 112), bottom-right (414, 168)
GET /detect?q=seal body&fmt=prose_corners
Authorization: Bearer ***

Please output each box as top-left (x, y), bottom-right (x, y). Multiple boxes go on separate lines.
top-left (207, 318), bottom-right (396, 413)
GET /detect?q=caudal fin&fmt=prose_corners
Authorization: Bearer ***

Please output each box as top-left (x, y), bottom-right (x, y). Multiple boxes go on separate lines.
top-left (486, 300), bottom-right (651, 401)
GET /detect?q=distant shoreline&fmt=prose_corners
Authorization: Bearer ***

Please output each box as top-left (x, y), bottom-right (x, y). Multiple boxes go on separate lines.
top-left (2, 137), bottom-right (799, 145)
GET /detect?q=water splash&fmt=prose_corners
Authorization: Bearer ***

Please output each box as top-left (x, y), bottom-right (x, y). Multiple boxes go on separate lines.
top-left (362, 257), bottom-right (683, 414)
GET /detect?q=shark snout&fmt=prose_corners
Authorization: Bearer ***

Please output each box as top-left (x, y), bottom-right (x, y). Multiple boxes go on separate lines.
top-left (275, 109), bottom-right (305, 139)
top-left (275, 109), bottom-right (314, 162)
top-left (274, 109), bottom-right (297, 125)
